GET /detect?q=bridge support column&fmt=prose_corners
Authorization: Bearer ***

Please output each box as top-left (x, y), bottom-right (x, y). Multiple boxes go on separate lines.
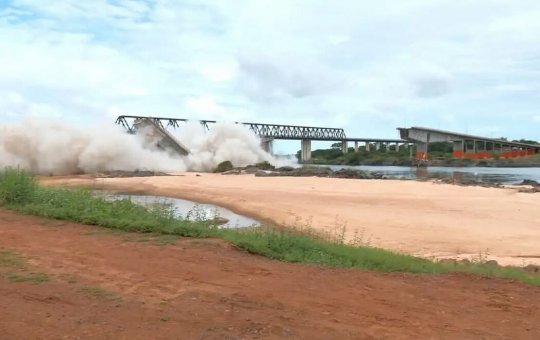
top-left (260, 139), bottom-right (274, 154)
top-left (452, 140), bottom-right (464, 158)
top-left (354, 141), bottom-right (359, 152)
top-left (365, 142), bottom-right (371, 152)
top-left (342, 141), bottom-right (348, 154)
top-left (375, 142), bottom-right (381, 151)
top-left (416, 142), bottom-right (428, 160)
top-left (301, 139), bottom-right (312, 163)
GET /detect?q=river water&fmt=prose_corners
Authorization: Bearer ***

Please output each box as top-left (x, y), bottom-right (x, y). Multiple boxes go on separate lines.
top-left (326, 165), bottom-right (540, 184)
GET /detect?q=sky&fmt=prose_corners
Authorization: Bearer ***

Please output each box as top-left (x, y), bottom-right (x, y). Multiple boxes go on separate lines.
top-left (1, 0), bottom-right (540, 152)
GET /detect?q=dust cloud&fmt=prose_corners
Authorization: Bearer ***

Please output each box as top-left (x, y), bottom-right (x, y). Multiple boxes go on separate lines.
top-left (0, 118), bottom-right (284, 175)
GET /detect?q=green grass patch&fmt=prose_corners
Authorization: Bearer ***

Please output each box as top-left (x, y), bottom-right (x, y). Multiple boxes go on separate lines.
top-left (5, 272), bottom-right (50, 283)
top-left (81, 286), bottom-right (122, 301)
top-left (0, 250), bottom-right (26, 268)
top-left (1, 168), bottom-right (540, 286)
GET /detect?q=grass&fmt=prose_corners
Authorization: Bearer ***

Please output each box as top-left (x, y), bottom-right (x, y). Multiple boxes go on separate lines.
top-left (0, 250), bottom-right (26, 268)
top-left (81, 286), bottom-right (122, 301)
top-left (1, 167), bottom-right (540, 286)
top-left (5, 272), bottom-right (50, 283)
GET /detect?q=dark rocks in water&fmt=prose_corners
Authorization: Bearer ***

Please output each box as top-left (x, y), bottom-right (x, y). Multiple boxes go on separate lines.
top-left (519, 179), bottom-right (540, 187)
top-left (276, 166), bottom-right (295, 172)
top-left (254, 166), bottom-right (331, 178)
top-left (96, 170), bottom-right (169, 178)
top-left (243, 166), bottom-right (260, 174)
top-left (214, 161), bottom-right (234, 173)
top-left (253, 166), bottom-right (383, 180)
top-left (221, 169), bottom-right (242, 175)
top-left (293, 166), bottom-right (334, 177)
top-left (332, 168), bottom-right (384, 179)
top-left (254, 161), bottom-right (275, 170)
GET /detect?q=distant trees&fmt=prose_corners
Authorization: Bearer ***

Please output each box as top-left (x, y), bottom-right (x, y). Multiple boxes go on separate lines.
top-left (513, 139), bottom-right (539, 145)
top-left (428, 142), bottom-right (453, 153)
top-left (498, 137), bottom-right (538, 144)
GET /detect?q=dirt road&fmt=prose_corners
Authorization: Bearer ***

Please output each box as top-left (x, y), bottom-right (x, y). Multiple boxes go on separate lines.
top-left (1, 209), bottom-right (539, 339)
top-left (41, 174), bottom-right (540, 266)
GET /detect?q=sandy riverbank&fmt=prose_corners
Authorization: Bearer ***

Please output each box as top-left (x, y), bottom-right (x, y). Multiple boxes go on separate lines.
top-left (41, 174), bottom-right (540, 266)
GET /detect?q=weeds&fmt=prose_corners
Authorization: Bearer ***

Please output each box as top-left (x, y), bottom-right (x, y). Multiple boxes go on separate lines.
top-left (5, 272), bottom-right (50, 283)
top-left (81, 286), bottom-right (122, 301)
top-left (0, 168), bottom-right (36, 205)
top-left (1, 168), bottom-right (540, 286)
top-left (470, 249), bottom-right (491, 264)
top-left (0, 250), bottom-right (26, 268)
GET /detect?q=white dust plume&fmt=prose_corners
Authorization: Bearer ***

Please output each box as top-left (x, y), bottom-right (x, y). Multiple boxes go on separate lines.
top-left (0, 118), bottom-right (286, 175)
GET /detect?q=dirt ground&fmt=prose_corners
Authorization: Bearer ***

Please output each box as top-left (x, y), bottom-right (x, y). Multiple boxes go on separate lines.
top-left (1, 209), bottom-right (540, 339)
top-left (41, 174), bottom-right (540, 266)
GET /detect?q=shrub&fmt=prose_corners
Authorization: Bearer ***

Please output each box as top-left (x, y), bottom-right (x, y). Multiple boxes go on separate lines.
top-left (0, 168), bottom-right (36, 205)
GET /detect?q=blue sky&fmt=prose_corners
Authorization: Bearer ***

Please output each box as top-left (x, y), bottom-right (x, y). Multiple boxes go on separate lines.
top-left (1, 0), bottom-right (540, 152)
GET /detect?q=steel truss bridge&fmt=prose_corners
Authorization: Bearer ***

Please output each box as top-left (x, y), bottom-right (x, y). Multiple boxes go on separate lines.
top-left (115, 115), bottom-right (347, 141)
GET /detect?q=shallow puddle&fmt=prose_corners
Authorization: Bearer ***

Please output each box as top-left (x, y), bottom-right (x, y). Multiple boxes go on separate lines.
top-left (100, 193), bottom-right (260, 228)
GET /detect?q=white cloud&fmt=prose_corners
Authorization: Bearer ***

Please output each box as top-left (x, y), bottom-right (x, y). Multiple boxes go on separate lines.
top-left (0, 0), bottom-right (539, 142)
top-left (185, 96), bottom-right (225, 116)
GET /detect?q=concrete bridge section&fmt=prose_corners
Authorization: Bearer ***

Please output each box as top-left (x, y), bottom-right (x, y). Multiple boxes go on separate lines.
top-left (398, 127), bottom-right (540, 160)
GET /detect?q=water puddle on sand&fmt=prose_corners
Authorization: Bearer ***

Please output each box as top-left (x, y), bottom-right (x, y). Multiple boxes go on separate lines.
top-left (99, 193), bottom-right (260, 228)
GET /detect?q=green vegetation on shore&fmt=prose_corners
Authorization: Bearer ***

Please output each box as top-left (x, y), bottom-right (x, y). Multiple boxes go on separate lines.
top-left (300, 142), bottom-right (540, 167)
top-left (1, 167), bottom-right (539, 285)
top-left (297, 143), bottom-right (415, 166)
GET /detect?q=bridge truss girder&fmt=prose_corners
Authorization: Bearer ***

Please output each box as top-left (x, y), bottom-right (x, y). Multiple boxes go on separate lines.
top-left (115, 115), bottom-right (347, 141)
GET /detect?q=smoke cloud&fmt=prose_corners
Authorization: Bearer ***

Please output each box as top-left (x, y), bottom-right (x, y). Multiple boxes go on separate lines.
top-left (0, 118), bottom-right (283, 175)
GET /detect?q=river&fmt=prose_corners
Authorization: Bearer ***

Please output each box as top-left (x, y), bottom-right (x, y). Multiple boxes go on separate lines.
top-left (326, 165), bottom-right (540, 184)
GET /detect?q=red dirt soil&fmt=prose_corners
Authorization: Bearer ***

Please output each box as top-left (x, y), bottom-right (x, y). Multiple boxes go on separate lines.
top-left (1, 209), bottom-right (539, 339)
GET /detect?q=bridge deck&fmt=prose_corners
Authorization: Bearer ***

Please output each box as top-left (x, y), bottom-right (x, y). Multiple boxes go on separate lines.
top-left (399, 126), bottom-right (540, 149)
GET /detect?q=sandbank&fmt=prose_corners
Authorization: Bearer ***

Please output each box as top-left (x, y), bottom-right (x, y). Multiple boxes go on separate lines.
top-left (41, 174), bottom-right (540, 266)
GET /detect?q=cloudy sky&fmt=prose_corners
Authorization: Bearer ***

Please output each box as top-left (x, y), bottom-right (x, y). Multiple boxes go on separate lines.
top-left (1, 0), bottom-right (540, 145)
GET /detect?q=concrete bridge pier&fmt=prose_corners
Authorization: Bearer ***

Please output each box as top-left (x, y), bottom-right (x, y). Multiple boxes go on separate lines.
top-left (342, 141), bottom-right (348, 154)
top-left (416, 142), bottom-right (428, 160)
top-left (452, 140), bottom-right (464, 158)
top-left (354, 141), bottom-right (359, 152)
top-left (261, 138), bottom-right (274, 154)
top-left (301, 139), bottom-right (312, 163)
top-left (365, 143), bottom-right (371, 152)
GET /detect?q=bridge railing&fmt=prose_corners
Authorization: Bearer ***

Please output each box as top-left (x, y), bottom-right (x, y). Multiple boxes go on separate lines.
top-left (116, 115), bottom-right (347, 140)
